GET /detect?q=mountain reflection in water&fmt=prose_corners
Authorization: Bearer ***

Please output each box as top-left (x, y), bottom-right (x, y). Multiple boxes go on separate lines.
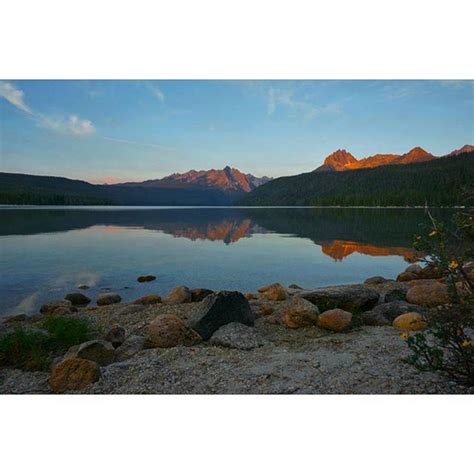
top-left (0, 207), bottom-right (454, 316)
top-left (0, 206), bottom-right (448, 259)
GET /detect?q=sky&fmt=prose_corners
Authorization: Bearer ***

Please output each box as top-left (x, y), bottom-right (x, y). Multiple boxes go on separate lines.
top-left (1, 80), bottom-right (473, 183)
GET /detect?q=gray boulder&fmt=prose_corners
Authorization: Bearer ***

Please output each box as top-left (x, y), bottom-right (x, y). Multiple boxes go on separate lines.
top-left (189, 291), bottom-right (255, 340)
top-left (137, 275), bottom-right (156, 283)
top-left (300, 285), bottom-right (379, 312)
top-left (364, 276), bottom-right (387, 285)
top-left (105, 325), bottom-right (126, 348)
top-left (114, 335), bottom-right (146, 362)
top-left (97, 292), bottom-right (122, 306)
top-left (210, 322), bottom-right (265, 350)
top-left (361, 300), bottom-right (426, 326)
top-left (163, 286), bottom-right (192, 304)
top-left (384, 288), bottom-right (408, 303)
top-left (40, 299), bottom-right (74, 315)
top-left (64, 339), bottom-right (115, 366)
top-left (65, 292), bottom-right (91, 306)
top-left (190, 288), bottom-right (214, 302)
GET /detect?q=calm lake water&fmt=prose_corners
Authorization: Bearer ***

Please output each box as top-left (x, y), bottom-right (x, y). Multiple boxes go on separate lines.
top-left (0, 206), bottom-right (452, 316)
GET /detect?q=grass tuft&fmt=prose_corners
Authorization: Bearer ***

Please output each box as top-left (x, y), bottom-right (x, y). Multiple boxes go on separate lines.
top-left (0, 316), bottom-right (93, 371)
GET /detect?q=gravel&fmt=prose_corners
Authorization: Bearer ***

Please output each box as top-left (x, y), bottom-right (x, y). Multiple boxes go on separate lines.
top-left (1, 281), bottom-right (471, 394)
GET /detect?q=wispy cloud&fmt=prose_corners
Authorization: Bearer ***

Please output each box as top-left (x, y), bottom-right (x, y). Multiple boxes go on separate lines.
top-left (37, 114), bottom-right (96, 135)
top-left (0, 81), bottom-right (96, 136)
top-left (0, 80), bottom-right (33, 114)
top-left (266, 86), bottom-right (340, 120)
top-left (102, 135), bottom-right (171, 150)
top-left (145, 82), bottom-right (165, 103)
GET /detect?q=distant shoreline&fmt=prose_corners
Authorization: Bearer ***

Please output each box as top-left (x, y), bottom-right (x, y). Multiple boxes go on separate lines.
top-left (0, 204), bottom-right (466, 210)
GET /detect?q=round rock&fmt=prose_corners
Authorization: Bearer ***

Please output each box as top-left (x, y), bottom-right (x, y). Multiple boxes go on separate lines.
top-left (393, 312), bottom-right (427, 331)
top-left (137, 275), bottom-right (156, 283)
top-left (133, 294), bottom-right (162, 305)
top-left (105, 325), bottom-right (126, 348)
top-left (318, 309), bottom-right (352, 332)
top-left (258, 282), bottom-right (289, 301)
top-left (40, 300), bottom-right (73, 315)
top-left (64, 340), bottom-right (115, 366)
top-left (281, 297), bottom-right (319, 329)
top-left (146, 314), bottom-right (201, 348)
top-left (406, 282), bottom-right (450, 306)
top-left (97, 292), bottom-right (122, 306)
top-left (163, 286), bottom-right (192, 304)
top-left (64, 292), bottom-right (91, 306)
top-left (49, 358), bottom-right (101, 393)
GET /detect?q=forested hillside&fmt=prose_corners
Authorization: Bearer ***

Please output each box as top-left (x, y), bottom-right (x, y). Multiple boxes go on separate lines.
top-left (0, 173), bottom-right (235, 206)
top-left (239, 152), bottom-right (474, 207)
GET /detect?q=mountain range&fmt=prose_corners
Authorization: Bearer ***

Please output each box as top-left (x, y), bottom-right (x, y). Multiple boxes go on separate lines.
top-left (0, 167), bottom-right (272, 206)
top-left (0, 145), bottom-right (472, 206)
top-left (315, 144), bottom-right (474, 172)
top-left (240, 146), bottom-right (474, 207)
top-left (119, 166), bottom-right (271, 193)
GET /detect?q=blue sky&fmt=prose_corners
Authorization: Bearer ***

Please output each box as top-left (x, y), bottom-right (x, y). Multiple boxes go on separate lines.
top-left (1, 80), bottom-right (473, 183)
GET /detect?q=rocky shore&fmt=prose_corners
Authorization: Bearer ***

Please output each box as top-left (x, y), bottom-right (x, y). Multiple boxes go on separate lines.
top-left (1, 263), bottom-right (473, 394)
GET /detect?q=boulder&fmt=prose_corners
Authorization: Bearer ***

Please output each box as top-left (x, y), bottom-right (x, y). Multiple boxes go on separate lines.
top-left (163, 286), bottom-right (192, 304)
top-left (288, 283), bottom-right (303, 290)
top-left (3, 313), bottom-right (29, 324)
top-left (53, 306), bottom-right (76, 316)
top-left (361, 301), bottom-right (425, 326)
top-left (64, 293), bottom-right (91, 306)
top-left (189, 291), bottom-right (255, 340)
top-left (209, 322), bottom-right (265, 350)
top-left (64, 339), bottom-right (115, 366)
top-left (300, 285), bottom-right (379, 312)
top-left (406, 282), bottom-right (450, 306)
top-left (97, 292), bottom-right (122, 306)
top-left (258, 282), bottom-right (288, 301)
top-left (384, 288), bottom-right (408, 303)
top-left (137, 275), bottom-right (156, 283)
top-left (364, 276), bottom-right (387, 285)
top-left (104, 325), bottom-right (126, 348)
top-left (78, 284), bottom-right (90, 290)
top-left (244, 293), bottom-right (257, 301)
top-left (405, 263), bottom-right (422, 274)
top-left (49, 358), bottom-right (101, 393)
top-left (259, 304), bottom-right (274, 316)
top-left (146, 314), bottom-right (201, 348)
top-left (114, 335), bottom-right (146, 362)
top-left (190, 288), bottom-right (214, 302)
top-left (133, 294), bottom-right (162, 305)
top-left (393, 312), bottom-right (428, 331)
top-left (281, 297), bottom-right (319, 329)
top-left (407, 279), bottom-right (439, 287)
top-left (418, 265), bottom-right (444, 280)
top-left (318, 309), bottom-right (352, 332)
top-left (396, 271), bottom-right (418, 282)
top-left (40, 300), bottom-right (73, 315)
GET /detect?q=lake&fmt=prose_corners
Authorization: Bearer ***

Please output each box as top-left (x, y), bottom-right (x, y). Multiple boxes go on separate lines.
top-left (0, 206), bottom-right (452, 317)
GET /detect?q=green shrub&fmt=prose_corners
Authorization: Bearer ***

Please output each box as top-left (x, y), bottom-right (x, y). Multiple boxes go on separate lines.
top-left (0, 316), bottom-right (93, 371)
top-left (405, 204), bottom-right (474, 386)
top-left (41, 316), bottom-right (93, 350)
top-left (0, 327), bottom-right (51, 371)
